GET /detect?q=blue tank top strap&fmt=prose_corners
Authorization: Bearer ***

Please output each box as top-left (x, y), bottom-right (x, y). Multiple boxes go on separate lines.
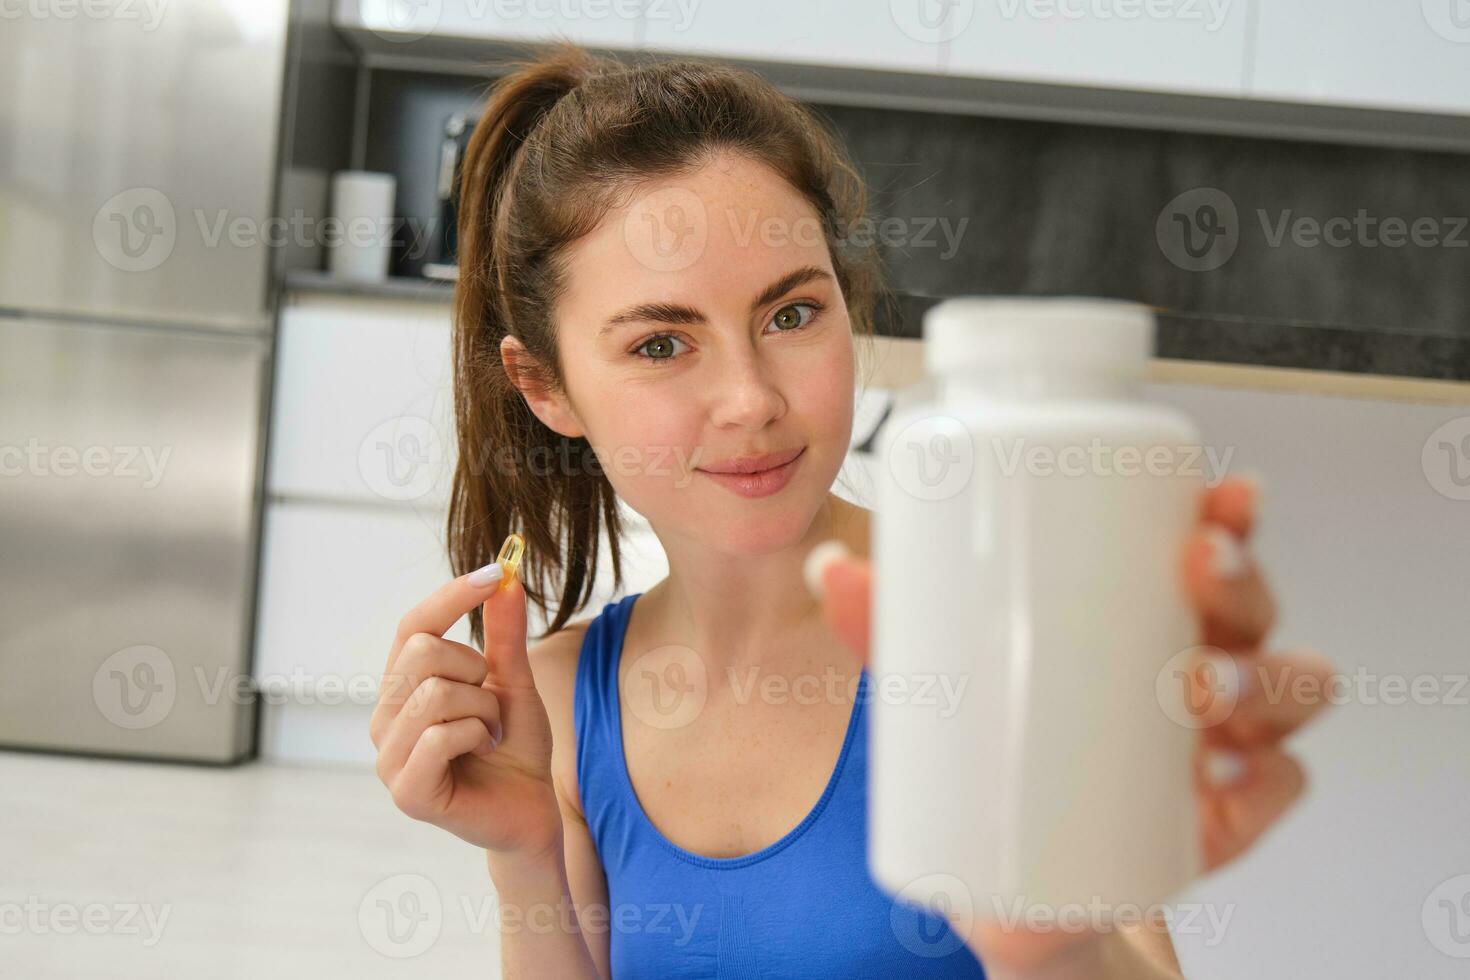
top-left (573, 592), bottom-right (641, 867)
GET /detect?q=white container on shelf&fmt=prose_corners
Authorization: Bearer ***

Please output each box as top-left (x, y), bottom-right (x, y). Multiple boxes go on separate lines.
top-left (328, 170), bottom-right (397, 283)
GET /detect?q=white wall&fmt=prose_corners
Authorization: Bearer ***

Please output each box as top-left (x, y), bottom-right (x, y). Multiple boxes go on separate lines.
top-left (1138, 379), bottom-right (1470, 980)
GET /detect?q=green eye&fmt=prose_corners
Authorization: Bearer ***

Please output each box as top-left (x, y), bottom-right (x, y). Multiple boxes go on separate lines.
top-left (638, 335), bottom-right (682, 361)
top-left (770, 302), bottom-right (818, 332)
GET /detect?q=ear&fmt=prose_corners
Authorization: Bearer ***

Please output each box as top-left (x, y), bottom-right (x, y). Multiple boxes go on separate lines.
top-left (500, 335), bottom-right (586, 439)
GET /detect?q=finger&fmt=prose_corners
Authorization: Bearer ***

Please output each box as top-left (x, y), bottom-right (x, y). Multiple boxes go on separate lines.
top-left (371, 632), bottom-right (489, 745)
top-left (390, 717), bottom-right (497, 822)
top-left (376, 676), bottom-right (502, 783)
top-left (1182, 524), bottom-right (1276, 649)
top-left (971, 922), bottom-right (1098, 972)
top-left (807, 546), bottom-right (871, 664)
top-left (1204, 649), bottom-right (1336, 747)
top-left (1197, 747), bottom-right (1306, 870)
top-left (480, 576), bottom-right (535, 690)
top-left (389, 561), bottom-right (506, 669)
top-left (1199, 474), bottom-right (1260, 540)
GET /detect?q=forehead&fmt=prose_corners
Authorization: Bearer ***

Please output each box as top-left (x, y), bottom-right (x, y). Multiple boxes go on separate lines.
top-left (555, 152), bottom-right (832, 324)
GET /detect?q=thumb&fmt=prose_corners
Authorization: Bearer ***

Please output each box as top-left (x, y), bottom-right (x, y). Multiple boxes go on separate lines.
top-left (481, 575), bottom-right (536, 691)
top-left (806, 542), bottom-right (872, 665)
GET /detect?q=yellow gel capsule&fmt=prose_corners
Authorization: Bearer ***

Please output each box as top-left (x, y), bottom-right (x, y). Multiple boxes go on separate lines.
top-left (496, 533), bottom-right (525, 591)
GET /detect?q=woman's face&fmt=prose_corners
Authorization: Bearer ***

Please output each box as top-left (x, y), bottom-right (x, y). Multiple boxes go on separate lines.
top-left (535, 150), bottom-right (856, 555)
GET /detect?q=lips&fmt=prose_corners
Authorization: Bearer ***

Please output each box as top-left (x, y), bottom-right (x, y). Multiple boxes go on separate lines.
top-left (696, 447), bottom-right (805, 499)
top-left (696, 447), bottom-right (805, 475)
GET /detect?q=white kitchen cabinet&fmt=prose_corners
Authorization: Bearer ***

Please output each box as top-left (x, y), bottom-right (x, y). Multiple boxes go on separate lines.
top-left (1249, 0), bottom-right (1470, 115)
top-left (641, 0), bottom-right (946, 74)
top-left (268, 298), bottom-right (456, 507)
top-left (345, 0), bottom-right (640, 49)
top-left (253, 499), bottom-right (464, 765)
top-left (943, 0), bottom-right (1251, 97)
top-left (254, 500), bottom-right (466, 694)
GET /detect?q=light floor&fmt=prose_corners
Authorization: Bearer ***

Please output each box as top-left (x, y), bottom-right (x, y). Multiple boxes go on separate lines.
top-left (0, 749), bottom-right (504, 979)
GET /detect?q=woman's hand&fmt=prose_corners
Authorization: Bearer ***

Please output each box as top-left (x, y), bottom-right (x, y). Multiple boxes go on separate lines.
top-left (369, 566), bottom-right (562, 863)
top-left (810, 474), bottom-right (1335, 973)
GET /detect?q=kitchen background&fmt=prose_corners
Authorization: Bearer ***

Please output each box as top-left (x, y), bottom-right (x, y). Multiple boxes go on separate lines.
top-left (2, 1), bottom-right (1468, 977)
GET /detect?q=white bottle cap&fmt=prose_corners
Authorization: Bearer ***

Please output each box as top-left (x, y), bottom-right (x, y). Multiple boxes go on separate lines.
top-left (922, 297), bottom-right (1154, 379)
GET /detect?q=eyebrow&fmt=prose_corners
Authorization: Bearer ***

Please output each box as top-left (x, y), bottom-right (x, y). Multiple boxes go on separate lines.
top-left (599, 265), bottom-right (834, 335)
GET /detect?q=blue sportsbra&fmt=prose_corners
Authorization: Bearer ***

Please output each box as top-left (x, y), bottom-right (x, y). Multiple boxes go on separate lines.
top-left (572, 591), bottom-right (987, 978)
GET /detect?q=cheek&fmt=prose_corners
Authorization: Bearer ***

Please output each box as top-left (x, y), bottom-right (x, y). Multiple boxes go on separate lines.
top-left (790, 333), bottom-right (857, 446)
top-left (581, 377), bottom-right (704, 505)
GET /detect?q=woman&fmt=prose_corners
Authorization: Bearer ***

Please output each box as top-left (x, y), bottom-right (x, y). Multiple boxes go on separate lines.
top-left (368, 44), bottom-right (1333, 978)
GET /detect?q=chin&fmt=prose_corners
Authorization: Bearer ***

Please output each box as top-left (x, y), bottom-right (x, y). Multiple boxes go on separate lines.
top-left (700, 462), bottom-right (839, 554)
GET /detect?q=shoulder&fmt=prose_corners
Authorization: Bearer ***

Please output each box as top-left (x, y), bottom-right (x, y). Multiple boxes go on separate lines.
top-left (528, 616), bottom-right (593, 713)
top-left (528, 612), bottom-right (598, 813)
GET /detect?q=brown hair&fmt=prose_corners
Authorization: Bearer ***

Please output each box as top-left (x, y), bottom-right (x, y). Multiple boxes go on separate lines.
top-left (448, 43), bottom-right (885, 646)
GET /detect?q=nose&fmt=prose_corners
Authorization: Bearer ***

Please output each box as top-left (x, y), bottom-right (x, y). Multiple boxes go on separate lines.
top-left (707, 342), bottom-right (786, 431)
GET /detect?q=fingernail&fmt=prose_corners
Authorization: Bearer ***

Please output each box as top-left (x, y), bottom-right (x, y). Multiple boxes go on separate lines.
top-left (803, 539), bottom-right (851, 599)
top-left (1237, 471), bottom-right (1264, 500)
top-left (1205, 748), bottom-right (1248, 787)
top-left (1205, 526), bottom-right (1248, 580)
top-left (467, 561), bottom-right (504, 588)
top-left (1201, 651), bottom-right (1251, 701)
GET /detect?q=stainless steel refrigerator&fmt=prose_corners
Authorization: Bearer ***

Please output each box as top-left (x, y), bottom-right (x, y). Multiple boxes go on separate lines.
top-left (0, 2), bottom-right (291, 763)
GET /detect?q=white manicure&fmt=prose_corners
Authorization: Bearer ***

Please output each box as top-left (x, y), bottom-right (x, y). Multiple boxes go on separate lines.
top-left (467, 561), bottom-right (504, 587)
top-left (1205, 749), bottom-right (1248, 787)
top-left (803, 540), bottom-right (851, 599)
top-left (1205, 526), bottom-right (1247, 580)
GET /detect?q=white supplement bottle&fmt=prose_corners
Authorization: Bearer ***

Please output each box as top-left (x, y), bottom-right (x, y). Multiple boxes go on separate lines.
top-left (869, 297), bottom-right (1203, 928)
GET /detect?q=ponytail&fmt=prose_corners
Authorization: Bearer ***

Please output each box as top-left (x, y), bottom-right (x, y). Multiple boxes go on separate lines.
top-left (450, 44), bottom-right (621, 647)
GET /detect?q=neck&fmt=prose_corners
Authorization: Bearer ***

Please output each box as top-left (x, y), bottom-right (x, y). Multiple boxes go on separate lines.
top-left (640, 493), bottom-right (869, 671)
